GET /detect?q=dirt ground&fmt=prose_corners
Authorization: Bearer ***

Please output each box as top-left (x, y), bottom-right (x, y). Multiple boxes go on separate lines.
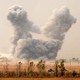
top-left (0, 78), bottom-right (80, 80)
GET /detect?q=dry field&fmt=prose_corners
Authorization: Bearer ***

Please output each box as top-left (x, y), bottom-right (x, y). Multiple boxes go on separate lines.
top-left (0, 78), bottom-right (80, 80)
top-left (0, 62), bottom-right (80, 71)
top-left (0, 62), bottom-right (80, 79)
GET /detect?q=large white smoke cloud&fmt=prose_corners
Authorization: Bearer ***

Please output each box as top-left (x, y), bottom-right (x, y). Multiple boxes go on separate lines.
top-left (7, 6), bottom-right (76, 59)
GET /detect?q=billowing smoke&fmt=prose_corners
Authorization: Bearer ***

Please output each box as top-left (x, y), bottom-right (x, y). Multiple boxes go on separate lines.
top-left (44, 7), bottom-right (76, 40)
top-left (7, 6), bottom-right (76, 59)
top-left (7, 6), bottom-right (40, 33)
top-left (14, 38), bottom-right (62, 59)
top-left (7, 6), bottom-right (40, 54)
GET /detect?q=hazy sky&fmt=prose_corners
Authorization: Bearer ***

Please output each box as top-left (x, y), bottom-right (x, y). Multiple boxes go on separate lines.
top-left (0, 0), bottom-right (80, 59)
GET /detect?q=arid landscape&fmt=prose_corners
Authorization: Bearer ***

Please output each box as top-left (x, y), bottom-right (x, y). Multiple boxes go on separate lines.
top-left (0, 59), bottom-right (80, 80)
top-left (0, 78), bottom-right (80, 80)
top-left (0, 0), bottom-right (80, 80)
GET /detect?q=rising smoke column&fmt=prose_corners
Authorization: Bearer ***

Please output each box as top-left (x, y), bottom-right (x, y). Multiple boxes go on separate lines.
top-left (7, 5), bottom-right (40, 54)
top-left (44, 7), bottom-right (76, 40)
top-left (7, 6), bottom-right (76, 59)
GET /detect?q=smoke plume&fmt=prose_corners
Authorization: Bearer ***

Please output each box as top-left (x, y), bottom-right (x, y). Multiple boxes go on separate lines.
top-left (7, 5), bottom-right (40, 54)
top-left (7, 6), bottom-right (76, 59)
top-left (44, 7), bottom-right (76, 40)
top-left (15, 38), bottom-right (62, 59)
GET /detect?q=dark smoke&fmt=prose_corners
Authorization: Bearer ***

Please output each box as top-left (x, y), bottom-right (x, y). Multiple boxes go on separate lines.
top-left (15, 38), bottom-right (62, 59)
top-left (7, 6), bottom-right (76, 59)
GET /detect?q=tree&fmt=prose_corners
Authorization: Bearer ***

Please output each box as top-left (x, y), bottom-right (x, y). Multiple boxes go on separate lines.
top-left (16, 61), bottom-right (22, 77)
top-left (59, 59), bottom-right (66, 76)
top-left (36, 60), bottom-right (46, 73)
top-left (54, 60), bottom-right (59, 77)
top-left (28, 61), bottom-right (35, 77)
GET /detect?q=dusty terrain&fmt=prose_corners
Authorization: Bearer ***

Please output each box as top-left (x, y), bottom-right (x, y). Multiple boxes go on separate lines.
top-left (0, 78), bottom-right (80, 80)
top-left (0, 62), bottom-right (80, 72)
top-left (0, 62), bottom-right (80, 80)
